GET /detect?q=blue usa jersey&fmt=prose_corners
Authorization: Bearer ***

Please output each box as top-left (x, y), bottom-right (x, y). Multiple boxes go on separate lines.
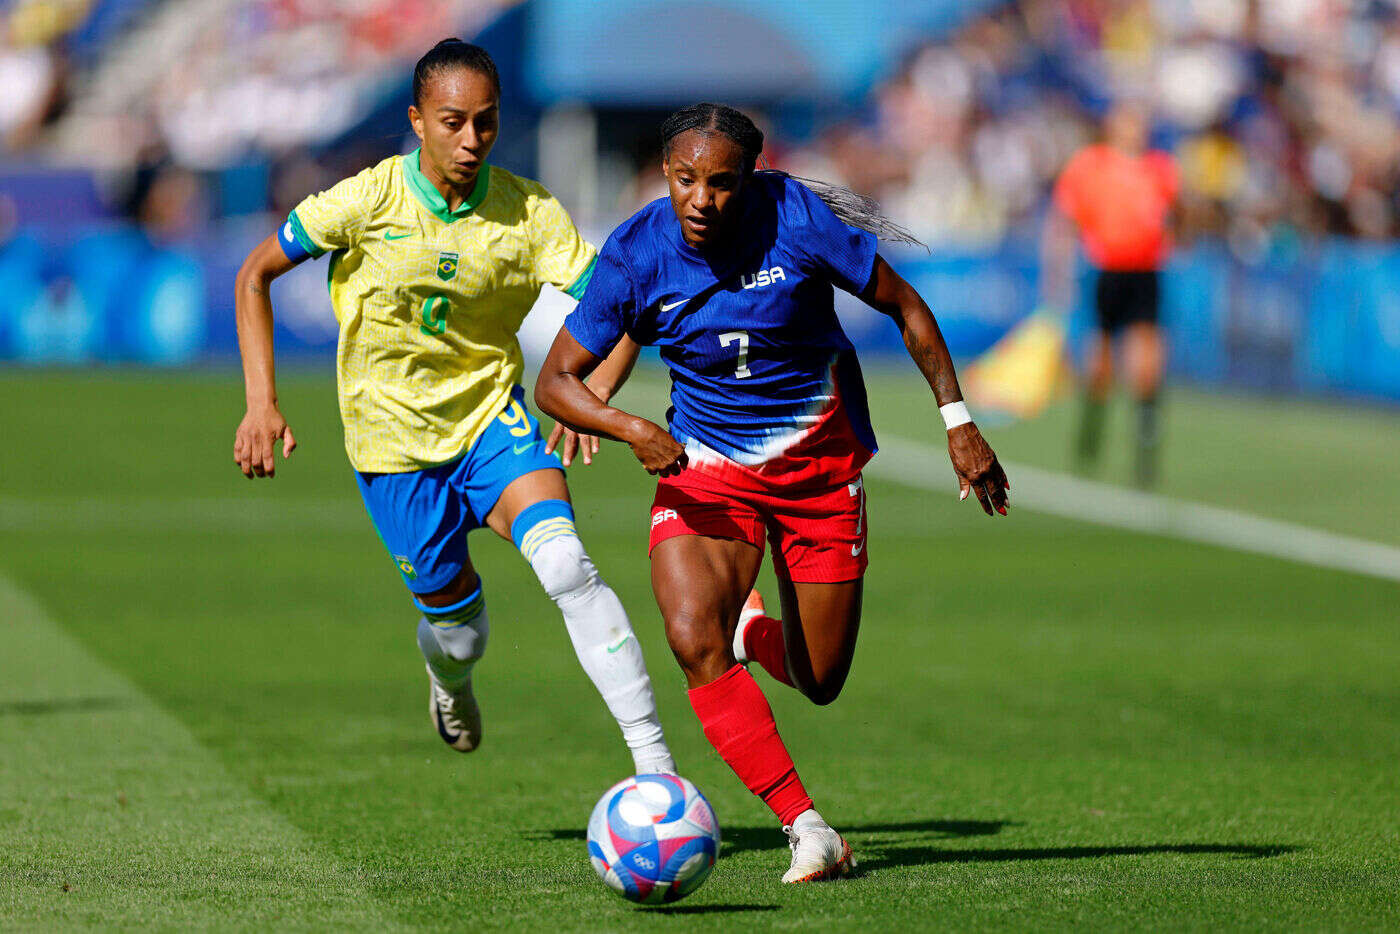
top-left (566, 172), bottom-right (879, 490)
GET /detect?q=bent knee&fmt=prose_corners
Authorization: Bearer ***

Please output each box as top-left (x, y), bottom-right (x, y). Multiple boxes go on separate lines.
top-left (799, 677), bottom-right (846, 707)
top-left (791, 663), bottom-right (850, 706)
top-left (664, 609), bottom-right (731, 675)
top-left (527, 533), bottom-right (597, 600)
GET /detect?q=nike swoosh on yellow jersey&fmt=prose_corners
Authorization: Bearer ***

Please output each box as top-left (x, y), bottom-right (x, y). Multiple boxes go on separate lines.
top-left (384, 231), bottom-right (413, 240)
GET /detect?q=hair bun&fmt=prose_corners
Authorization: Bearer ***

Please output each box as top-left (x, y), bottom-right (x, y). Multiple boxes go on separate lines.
top-left (413, 40), bottom-right (501, 106)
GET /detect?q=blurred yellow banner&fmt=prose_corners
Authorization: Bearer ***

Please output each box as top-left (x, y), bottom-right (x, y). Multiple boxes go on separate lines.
top-left (962, 309), bottom-right (1069, 421)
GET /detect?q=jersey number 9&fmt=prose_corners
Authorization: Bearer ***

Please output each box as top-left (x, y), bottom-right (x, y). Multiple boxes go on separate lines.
top-left (420, 294), bottom-right (449, 336)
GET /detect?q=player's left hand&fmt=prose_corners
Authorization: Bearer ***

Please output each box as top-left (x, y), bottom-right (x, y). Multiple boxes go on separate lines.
top-left (947, 423), bottom-right (1010, 517)
top-left (545, 422), bottom-right (601, 466)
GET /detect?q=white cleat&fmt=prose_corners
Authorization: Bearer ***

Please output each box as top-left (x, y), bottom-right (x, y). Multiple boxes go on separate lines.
top-left (427, 665), bottom-right (482, 752)
top-left (733, 589), bottom-right (767, 665)
top-left (781, 823), bottom-right (856, 883)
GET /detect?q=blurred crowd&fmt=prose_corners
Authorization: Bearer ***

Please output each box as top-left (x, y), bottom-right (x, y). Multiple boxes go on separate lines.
top-left (9, 0), bottom-right (1400, 253)
top-left (50, 0), bottom-right (510, 171)
top-left (0, 0), bottom-right (512, 242)
top-left (144, 0), bottom-right (509, 170)
top-left (0, 0), bottom-right (81, 151)
top-left (770, 0), bottom-right (1400, 250)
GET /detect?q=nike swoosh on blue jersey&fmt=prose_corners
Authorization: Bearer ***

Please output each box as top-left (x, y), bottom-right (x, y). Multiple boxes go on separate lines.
top-left (660, 299), bottom-right (687, 311)
top-left (513, 441), bottom-right (536, 455)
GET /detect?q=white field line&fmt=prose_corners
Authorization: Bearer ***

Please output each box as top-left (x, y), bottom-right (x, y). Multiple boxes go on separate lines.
top-left (873, 436), bottom-right (1400, 584)
top-left (5, 447), bottom-right (1398, 582)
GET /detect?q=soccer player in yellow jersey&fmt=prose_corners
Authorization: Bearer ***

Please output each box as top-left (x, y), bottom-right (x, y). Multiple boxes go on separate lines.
top-left (231, 39), bottom-right (675, 775)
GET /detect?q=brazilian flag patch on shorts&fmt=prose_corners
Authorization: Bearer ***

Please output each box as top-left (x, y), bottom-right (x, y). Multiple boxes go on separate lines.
top-left (436, 251), bottom-right (458, 281)
top-left (394, 555), bottom-right (418, 580)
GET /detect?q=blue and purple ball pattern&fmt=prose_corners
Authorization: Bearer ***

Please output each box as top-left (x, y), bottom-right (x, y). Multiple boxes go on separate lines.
top-left (585, 773), bottom-right (720, 904)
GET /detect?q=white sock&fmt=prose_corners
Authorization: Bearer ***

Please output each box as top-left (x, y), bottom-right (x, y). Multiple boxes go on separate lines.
top-left (525, 530), bottom-right (675, 774)
top-left (416, 588), bottom-right (489, 691)
top-left (792, 809), bottom-right (828, 833)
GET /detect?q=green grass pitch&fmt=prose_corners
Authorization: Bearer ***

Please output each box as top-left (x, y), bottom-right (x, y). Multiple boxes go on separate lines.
top-left (1, 367), bottom-right (1397, 930)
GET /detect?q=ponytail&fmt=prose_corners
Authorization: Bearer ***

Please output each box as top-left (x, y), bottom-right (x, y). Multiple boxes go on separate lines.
top-left (764, 170), bottom-right (925, 249)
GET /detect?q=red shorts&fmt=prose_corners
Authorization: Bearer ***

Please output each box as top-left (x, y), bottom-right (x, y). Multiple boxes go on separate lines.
top-left (649, 470), bottom-right (869, 583)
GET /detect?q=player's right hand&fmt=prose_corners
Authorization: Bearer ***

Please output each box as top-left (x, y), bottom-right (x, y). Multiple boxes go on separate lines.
top-left (234, 404), bottom-right (297, 479)
top-left (628, 420), bottom-right (687, 476)
top-left (546, 421), bottom-right (601, 466)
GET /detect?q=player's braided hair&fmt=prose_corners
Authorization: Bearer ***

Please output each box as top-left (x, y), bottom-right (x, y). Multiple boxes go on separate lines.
top-left (660, 102), bottom-right (925, 249)
top-left (661, 103), bottom-right (766, 175)
top-left (413, 38), bottom-right (501, 107)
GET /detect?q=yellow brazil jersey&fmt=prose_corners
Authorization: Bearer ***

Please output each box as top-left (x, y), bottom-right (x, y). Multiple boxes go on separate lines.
top-left (284, 149), bottom-right (596, 473)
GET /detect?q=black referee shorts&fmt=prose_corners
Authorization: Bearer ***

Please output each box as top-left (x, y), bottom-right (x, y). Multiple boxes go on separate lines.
top-left (1094, 270), bottom-right (1160, 335)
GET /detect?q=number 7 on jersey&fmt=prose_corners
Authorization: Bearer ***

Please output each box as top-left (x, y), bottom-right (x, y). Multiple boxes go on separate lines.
top-left (719, 330), bottom-right (752, 378)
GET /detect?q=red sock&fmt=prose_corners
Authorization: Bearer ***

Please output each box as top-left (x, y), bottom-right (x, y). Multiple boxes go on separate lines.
top-left (687, 664), bottom-right (813, 825)
top-left (742, 614), bottom-right (795, 687)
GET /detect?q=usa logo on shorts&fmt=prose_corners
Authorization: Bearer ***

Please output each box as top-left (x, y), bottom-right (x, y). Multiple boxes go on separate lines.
top-left (651, 508), bottom-right (679, 528)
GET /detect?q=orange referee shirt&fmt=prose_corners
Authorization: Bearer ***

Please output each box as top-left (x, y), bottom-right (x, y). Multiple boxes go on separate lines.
top-left (1053, 144), bottom-right (1178, 271)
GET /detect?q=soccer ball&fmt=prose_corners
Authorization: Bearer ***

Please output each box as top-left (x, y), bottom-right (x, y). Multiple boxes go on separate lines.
top-left (586, 773), bottom-right (720, 904)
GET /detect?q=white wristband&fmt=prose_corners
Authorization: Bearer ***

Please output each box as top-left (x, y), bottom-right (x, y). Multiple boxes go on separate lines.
top-left (940, 401), bottom-right (972, 431)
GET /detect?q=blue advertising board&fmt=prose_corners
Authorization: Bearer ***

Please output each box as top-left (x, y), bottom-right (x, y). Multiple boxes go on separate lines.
top-left (0, 220), bottom-right (1396, 405)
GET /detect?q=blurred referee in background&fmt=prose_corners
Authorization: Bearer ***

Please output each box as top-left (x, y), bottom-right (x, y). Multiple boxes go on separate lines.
top-left (1046, 102), bottom-right (1178, 488)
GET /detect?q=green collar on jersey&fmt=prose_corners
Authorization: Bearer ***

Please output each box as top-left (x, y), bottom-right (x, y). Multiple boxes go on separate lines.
top-left (403, 148), bottom-right (490, 223)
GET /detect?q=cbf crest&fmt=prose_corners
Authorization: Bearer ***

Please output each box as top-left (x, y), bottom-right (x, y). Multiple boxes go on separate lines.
top-left (436, 251), bottom-right (459, 281)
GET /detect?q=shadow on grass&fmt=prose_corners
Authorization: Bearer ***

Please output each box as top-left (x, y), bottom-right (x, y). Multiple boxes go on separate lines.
top-left (869, 842), bottom-right (1296, 871)
top-left (646, 904), bottom-right (778, 915)
top-left (0, 696), bottom-right (128, 716)
top-left (534, 818), bottom-right (1012, 858)
top-left (533, 822), bottom-right (1294, 876)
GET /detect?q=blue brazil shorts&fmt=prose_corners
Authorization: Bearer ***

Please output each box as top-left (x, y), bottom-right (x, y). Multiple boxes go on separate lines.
top-left (355, 385), bottom-right (562, 594)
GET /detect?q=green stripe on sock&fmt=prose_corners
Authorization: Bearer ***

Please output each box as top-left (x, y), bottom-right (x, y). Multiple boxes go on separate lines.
top-left (425, 593), bottom-right (485, 628)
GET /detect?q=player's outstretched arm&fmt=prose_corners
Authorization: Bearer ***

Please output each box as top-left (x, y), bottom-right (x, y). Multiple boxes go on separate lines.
top-left (544, 336), bottom-right (642, 467)
top-left (536, 330), bottom-right (686, 477)
top-left (233, 234), bottom-right (300, 479)
top-left (860, 255), bottom-right (1010, 516)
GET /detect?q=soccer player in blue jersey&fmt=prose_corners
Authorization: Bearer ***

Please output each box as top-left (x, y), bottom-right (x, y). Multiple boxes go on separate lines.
top-left (232, 40), bottom-right (675, 776)
top-left (535, 103), bottom-right (1009, 882)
